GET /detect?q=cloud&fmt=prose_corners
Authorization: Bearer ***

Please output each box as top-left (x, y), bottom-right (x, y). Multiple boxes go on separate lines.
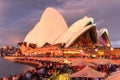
top-left (0, 0), bottom-right (7, 16)
top-left (111, 41), bottom-right (120, 48)
top-left (54, 0), bottom-right (119, 27)
top-left (0, 0), bottom-right (120, 47)
top-left (0, 0), bottom-right (66, 45)
top-left (56, 0), bottom-right (94, 25)
top-left (57, 0), bottom-right (120, 42)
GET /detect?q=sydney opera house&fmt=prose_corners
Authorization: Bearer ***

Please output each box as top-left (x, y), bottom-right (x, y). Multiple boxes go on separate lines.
top-left (19, 7), bottom-right (113, 57)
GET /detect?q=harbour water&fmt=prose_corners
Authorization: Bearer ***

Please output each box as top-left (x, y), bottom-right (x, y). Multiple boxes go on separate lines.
top-left (0, 57), bottom-right (34, 78)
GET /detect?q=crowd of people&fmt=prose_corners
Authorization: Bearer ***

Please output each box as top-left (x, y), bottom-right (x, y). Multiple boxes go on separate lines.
top-left (0, 58), bottom-right (70, 80)
top-left (1, 56), bottom-right (120, 80)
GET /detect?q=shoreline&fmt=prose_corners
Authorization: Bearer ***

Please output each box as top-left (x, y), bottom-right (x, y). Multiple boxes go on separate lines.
top-left (2, 56), bottom-right (120, 80)
top-left (4, 56), bottom-right (41, 67)
top-left (4, 56), bottom-right (120, 61)
top-left (4, 56), bottom-right (120, 66)
top-left (0, 57), bottom-right (35, 78)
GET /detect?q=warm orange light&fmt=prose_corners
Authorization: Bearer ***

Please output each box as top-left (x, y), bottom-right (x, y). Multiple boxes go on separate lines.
top-left (95, 49), bottom-right (98, 52)
top-left (58, 51), bottom-right (61, 53)
top-left (111, 47), bottom-right (114, 51)
top-left (80, 50), bottom-right (83, 52)
top-left (51, 51), bottom-right (53, 53)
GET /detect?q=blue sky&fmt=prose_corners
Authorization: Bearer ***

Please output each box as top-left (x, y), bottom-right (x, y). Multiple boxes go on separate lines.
top-left (0, 0), bottom-right (120, 47)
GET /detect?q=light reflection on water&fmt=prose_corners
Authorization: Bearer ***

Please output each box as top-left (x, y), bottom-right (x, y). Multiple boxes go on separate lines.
top-left (0, 57), bottom-right (34, 78)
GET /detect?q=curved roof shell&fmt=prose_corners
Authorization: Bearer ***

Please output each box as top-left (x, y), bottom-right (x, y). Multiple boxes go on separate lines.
top-left (54, 16), bottom-right (94, 45)
top-left (24, 7), bottom-right (68, 47)
top-left (65, 24), bottom-right (97, 47)
top-left (24, 7), bottom-right (105, 48)
top-left (97, 28), bottom-right (111, 47)
top-left (24, 23), bottom-right (39, 45)
top-left (54, 16), bottom-right (94, 47)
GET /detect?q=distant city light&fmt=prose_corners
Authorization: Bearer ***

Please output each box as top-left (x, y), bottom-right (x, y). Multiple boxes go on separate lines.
top-left (95, 49), bottom-right (98, 52)
top-left (51, 51), bottom-right (53, 53)
top-left (58, 51), bottom-right (61, 53)
top-left (111, 47), bottom-right (114, 51)
top-left (80, 50), bottom-right (83, 52)
top-left (92, 55), bottom-right (96, 58)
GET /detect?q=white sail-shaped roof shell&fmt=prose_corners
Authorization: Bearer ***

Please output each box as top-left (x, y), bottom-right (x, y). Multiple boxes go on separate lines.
top-left (24, 22), bottom-right (39, 45)
top-left (54, 16), bottom-right (94, 46)
top-left (24, 7), bottom-right (68, 47)
top-left (97, 28), bottom-right (111, 46)
top-left (65, 24), bottom-right (97, 47)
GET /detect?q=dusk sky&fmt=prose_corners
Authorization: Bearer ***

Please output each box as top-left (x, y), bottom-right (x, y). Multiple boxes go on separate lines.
top-left (0, 0), bottom-right (120, 47)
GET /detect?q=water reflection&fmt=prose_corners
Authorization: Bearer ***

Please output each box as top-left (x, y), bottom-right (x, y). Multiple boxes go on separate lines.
top-left (0, 57), bottom-right (34, 78)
